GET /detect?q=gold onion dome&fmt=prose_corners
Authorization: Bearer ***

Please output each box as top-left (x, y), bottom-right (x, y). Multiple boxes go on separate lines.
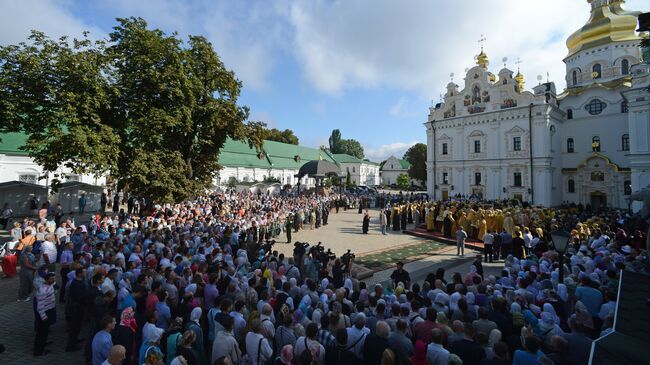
top-left (565, 0), bottom-right (640, 58)
top-left (514, 71), bottom-right (525, 91)
top-left (476, 50), bottom-right (489, 68)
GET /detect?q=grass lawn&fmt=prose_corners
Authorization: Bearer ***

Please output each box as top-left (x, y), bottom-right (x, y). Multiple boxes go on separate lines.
top-left (355, 240), bottom-right (445, 269)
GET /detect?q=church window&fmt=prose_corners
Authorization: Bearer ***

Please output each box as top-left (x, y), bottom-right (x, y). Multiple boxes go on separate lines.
top-left (622, 134), bottom-right (629, 151)
top-left (621, 59), bottom-right (629, 75)
top-left (474, 172), bottom-right (482, 186)
top-left (566, 109), bottom-right (573, 119)
top-left (592, 136), bottom-right (601, 152)
top-left (513, 137), bottom-right (521, 151)
top-left (624, 180), bottom-right (632, 195)
top-left (568, 179), bottom-right (575, 193)
top-left (474, 140), bottom-right (481, 153)
top-left (591, 171), bottom-right (604, 181)
top-left (621, 100), bottom-right (628, 113)
top-left (513, 172), bottom-right (522, 187)
top-left (585, 99), bottom-right (606, 115)
top-left (592, 63), bottom-right (602, 79)
top-left (502, 78), bottom-right (507, 85)
top-left (442, 172), bottom-right (449, 185)
top-left (442, 143), bottom-right (448, 155)
top-left (18, 174), bottom-right (38, 184)
top-left (572, 70), bottom-right (578, 85)
top-left (567, 138), bottom-right (575, 153)
top-left (352, 167), bottom-right (355, 173)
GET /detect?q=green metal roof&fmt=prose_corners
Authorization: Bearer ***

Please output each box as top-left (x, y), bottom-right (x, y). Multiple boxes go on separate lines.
top-left (399, 159), bottom-right (411, 169)
top-left (262, 140), bottom-right (336, 169)
top-left (332, 153), bottom-right (379, 166)
top-left (218, 139), bottom-right (271, 168)
top-left (0, 132), bottom-right (29, 155)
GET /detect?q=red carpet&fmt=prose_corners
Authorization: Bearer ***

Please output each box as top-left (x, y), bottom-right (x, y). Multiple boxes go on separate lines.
top-left (403, 227), bottom-right (485, 251)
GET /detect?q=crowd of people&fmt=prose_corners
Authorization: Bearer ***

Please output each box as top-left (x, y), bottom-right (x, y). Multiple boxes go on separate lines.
top-left (2, 189), bottom-right (649, 365)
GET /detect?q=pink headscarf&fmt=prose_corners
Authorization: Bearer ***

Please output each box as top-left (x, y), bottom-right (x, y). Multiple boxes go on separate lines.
top-left (280, 344), bottom-right (294, 364)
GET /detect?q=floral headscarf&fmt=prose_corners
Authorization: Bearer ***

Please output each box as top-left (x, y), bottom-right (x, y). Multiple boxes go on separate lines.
top-left (120, 307), bottom-right (137, 332)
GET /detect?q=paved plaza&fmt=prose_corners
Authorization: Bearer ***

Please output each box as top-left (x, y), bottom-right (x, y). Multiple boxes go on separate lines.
top-left (0, 208), bottom-right (502, 365)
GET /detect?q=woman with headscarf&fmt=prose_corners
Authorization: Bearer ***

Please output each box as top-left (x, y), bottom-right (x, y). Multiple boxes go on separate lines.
top-left (436, 312), bottom-right (454, 336)
top-left (176, 330), bottom-right (198, 365)
top-left (277, 344), bottom-right (294, 365)
top-left (140, 317), bottom-right (165, 365)
top-left (575, 300), bottom-right (595, 337)
top-left (185, 307), bottom-right (206, 365)
top-left (114, 307), bottom-right (137, 365)
top-left (487, 329), bottom-right (502, 356)
top-left (510, 302), bottom-right (525, 332)
top-left (537, 311), bottom-right (564, 350)
top-left (410, 340), bottom-right (427, 365)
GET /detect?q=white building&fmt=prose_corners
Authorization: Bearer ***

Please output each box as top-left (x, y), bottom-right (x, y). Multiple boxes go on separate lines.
top-left (333, 154), bottom-right (380, 186)
top-left (380, 156), bottom-right (412, 186)
top-left (426, 0), bottom-right (650, 209)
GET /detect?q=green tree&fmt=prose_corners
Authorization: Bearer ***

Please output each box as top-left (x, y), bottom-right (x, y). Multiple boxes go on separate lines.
top-left (329, 129), bottom-right (341, 152)
top-left (0, 17), bottom-right (258, 202)
top-left (403, 143), bottom-right (427, 184)
top-left (264, 128), bottom-right (299, 145)
top-left (337, 139), bottom-right (365, 159)
top-left (397, 173), bottom-right (410, 190)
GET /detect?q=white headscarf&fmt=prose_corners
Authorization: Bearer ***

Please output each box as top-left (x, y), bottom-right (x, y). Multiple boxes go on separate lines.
top-left (556, 283), bottom-right (568, 302)
top-left (449, 292), bottom-right (462, 312)
top-left (190, 307), bottom-right (202, 324)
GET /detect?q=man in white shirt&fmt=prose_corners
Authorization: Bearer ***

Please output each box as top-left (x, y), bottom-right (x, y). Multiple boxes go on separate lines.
top-left (260, 304), bottom-right (275, 340)
top-left (294, 323), bottom-right (326, 365)
top-left (523, 227), bottom-right (533, 256)
top-left (346, 312), bottom-right (370, 360)
top-left (40, 233), bottom-right (58, 272)
top-left (427, 328), bottom-right (450, 365)
top-left (245, 319), bottom-right (273, 365)
top-left (482, 231), bottom-right (494, 263)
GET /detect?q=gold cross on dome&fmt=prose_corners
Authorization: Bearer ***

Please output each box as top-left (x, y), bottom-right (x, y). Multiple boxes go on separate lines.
top-left (515, 57), bottom-right (523, 71)
top-left (478, 34), bottom-right (486, 51)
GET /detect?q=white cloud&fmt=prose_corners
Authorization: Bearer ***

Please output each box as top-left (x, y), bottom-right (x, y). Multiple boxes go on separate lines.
top-left (287, 0), bottom-right (647, 97)
top-left (0, 0), bottom-right (105, 45)
top-left (365, 141), bottom-right (422, 162)
top-left (389, 96), bottom-right (420, 118)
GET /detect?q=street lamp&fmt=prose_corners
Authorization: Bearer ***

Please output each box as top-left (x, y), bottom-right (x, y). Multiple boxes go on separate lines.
top-left (550, 230), bottom-right (570, 283)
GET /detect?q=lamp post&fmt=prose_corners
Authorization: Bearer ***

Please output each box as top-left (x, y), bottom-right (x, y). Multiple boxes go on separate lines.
top-left (550, 230), bottom-right (570, 283)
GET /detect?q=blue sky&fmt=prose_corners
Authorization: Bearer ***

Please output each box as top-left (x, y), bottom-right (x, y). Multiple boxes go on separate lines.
top-left (1, 0), bottom-right (647, 161)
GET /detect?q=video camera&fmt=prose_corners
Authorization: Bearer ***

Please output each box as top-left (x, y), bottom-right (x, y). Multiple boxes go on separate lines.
top-left (261, 239), bottom-right (275, 253)
top-left (293, 241), bottom-right (309, 256)
top-left (341, 249), bottom-right (355, 267)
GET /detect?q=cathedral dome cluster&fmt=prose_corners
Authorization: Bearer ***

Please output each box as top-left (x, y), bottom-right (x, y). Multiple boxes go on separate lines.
top-left (425, 0), bottom-right (650, 210)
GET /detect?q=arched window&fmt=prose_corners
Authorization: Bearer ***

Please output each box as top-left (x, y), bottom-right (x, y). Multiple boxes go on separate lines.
top-left (567, 109), bottom-right (573, 119)
top-left (568, 179), bottom-right (575, 193)
top-left (592, 63), bottom-right (602, 79)
top-left (624, 180), bottom-right (632, 195)
top-left (592, 136), bottom-right (601, 152)
top-left (572, 70), bottom-right (578, 85)
top-left (622, 134), bottom-right (629, 151)
top-left (621, 100), bottom-right (628, 113)
top-left (585, 99), bottom-right (606, 115)
top-left (621, 59), bottom-right (629, 75)
top-left (567, 138), bottom-right (575, 153)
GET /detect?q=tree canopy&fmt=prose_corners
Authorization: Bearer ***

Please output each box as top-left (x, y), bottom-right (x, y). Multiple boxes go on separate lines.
top-left (403, 143), bottom-right (427, 184)
top-left (263, 128), bottom-right (299, 145)
top-left (397, 173), bottom-right (410, 190)
top-left (0, 17), bottom-right (260, 202)
top-left (328, 129), bottom-right (364, 159)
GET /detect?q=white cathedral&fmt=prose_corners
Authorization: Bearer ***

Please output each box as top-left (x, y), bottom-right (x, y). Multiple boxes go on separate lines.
top-left (425, 0), bottom-right (650, 211)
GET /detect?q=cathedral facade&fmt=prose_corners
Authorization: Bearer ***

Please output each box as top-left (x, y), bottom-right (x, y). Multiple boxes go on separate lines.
top-left (426, 0), bottom-right (650, 210)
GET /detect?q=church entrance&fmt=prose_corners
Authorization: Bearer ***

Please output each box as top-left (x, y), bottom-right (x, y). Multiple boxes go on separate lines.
top-left (590, 191), bottom-right (607, 212)
top-left (442, 190), bottom-right (449, 201)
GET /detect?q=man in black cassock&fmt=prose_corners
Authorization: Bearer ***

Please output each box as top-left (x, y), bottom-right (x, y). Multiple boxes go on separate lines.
top-left (443, 213), bottom-right (452, 238)
top-left (362, 211), bottom-right (370, 234)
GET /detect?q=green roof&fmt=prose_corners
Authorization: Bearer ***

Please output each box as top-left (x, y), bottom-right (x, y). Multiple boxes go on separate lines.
top-left (399, 159), bottom-right (411, 169)
top-left (0, 132), bottom-right (29, 155)
top-left (332, 154), bottom-right (379, 166)
top-left (262, 140), bottom-right (336, 169)
top-left (217, 139), bottom-right (271, 168)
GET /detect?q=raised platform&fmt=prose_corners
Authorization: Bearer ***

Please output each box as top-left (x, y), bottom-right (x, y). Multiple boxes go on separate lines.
top-left (403, 226), bottom-right (485, 251)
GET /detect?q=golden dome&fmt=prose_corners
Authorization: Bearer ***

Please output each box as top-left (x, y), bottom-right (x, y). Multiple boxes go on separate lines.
top-left (514, 71), bottom-right (525, 92)
top-left (565, 0), bottom-right (640, 58)
top-left (476, 50), bottom-right (489, 68)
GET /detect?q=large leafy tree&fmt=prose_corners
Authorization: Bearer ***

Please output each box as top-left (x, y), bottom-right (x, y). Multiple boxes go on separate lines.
top-left (263, 128), bottom-right (299, 145)
top-left (0, 17), bottom-right (257, 202)
top-left (403, 143), bottom-right (427, 184)
top-left (397, 173), bottom-right (410, 190)
top-left (329, 129), bottom-right (341, 152)
top-left (328, 129), bottom-right (364, 159)
top-left (337, 139), bottom-right (365, 159)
